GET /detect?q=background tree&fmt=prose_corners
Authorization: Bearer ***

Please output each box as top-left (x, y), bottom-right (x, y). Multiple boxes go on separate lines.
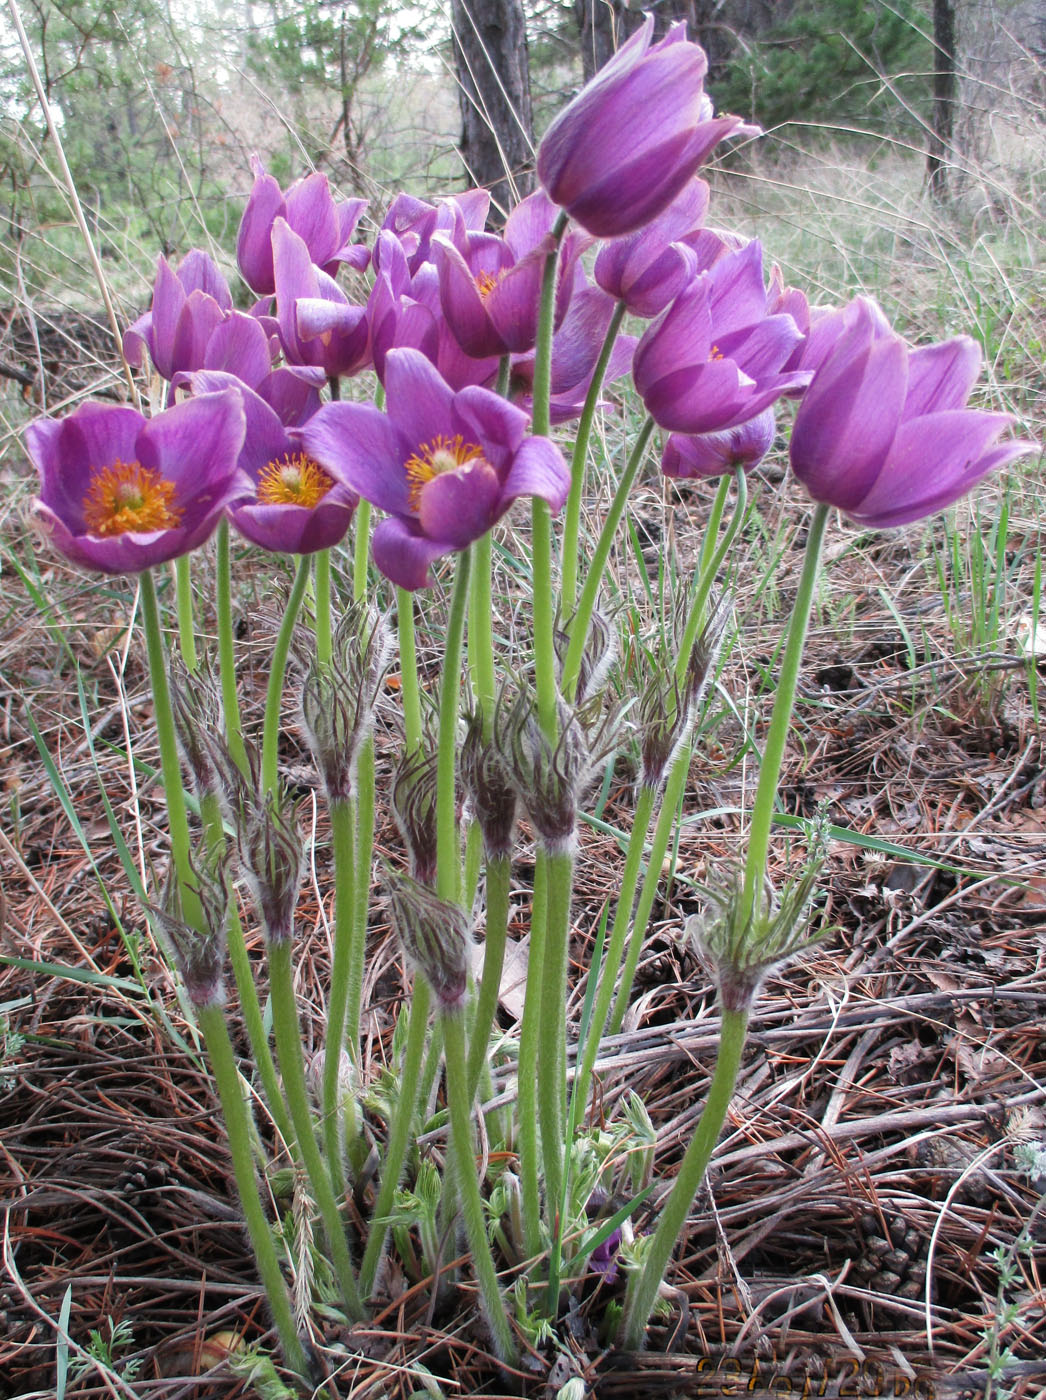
top-left (450, 0), bottom-right (534, 215)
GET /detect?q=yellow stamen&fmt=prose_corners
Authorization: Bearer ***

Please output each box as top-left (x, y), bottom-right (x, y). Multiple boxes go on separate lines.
top-left (257, 452), bottom-right (334, 508)
top-left (709, 344), bottom-right (724, 361)
top-left (475, 270), bottom-right (500, 299)
top-left (82, 459), bottom-right (181, 537)
top-left (404, 434), bottom-right (483, 512)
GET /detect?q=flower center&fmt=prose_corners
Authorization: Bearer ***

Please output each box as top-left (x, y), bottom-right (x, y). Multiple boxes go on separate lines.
top-left (257, 452), bottom-right (334, 508)
top-left (475, 270), bottom-right (501, 300)
top-left (709, 344), bottom-right (724, 361)
top-left (404, 434), bottom-right (483, 512)
top-left (82, 459), bottom-right (182, 537)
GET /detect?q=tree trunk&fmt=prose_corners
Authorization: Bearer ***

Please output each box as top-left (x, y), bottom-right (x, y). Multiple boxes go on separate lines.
top-left (574, 0), bottom-right (644, 82)
top-left (927, 0), bottom-right (957, 198)
top-left (450, 0), bottom-right (534, 218)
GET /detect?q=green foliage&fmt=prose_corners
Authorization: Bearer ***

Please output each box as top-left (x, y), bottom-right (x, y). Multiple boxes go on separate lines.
top-left (714, 0), bottom-right (932, 138)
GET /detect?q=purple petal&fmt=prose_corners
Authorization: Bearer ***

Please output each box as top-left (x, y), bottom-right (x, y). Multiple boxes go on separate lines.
top-left (29, 404), bottom-right (143, 525)
top-left (149, 257), bottom-right (186, 379)
top-left (715, 314), bottom-right (803, 378)
top-left (177, 250), bottom-right (232, 310)
top-left (372, 515), bottom-right (450, 590)
top-left (303, 400), bottom-right (410, 515)
top-left (418, 460), bottom-right (501, 547)
top-left (229, 488), bottom-right (357, 555)
top-left (707, 240), bottom-right (770, 337)
top-left (453, 385), bottom-right (530, 471)
top-left (384, 349), bottom-right (456, 453)
top-left (499, 435), bottom-right (570, 512)
top-left (503, 189), bottom-right (558, 258)
top-left (237, 162), bottom-right (285, 294)
top-left (202, 311), bottom-right (274, 385)
top-left (903, 337), bottom-right (981, 419)
top-left (284, 172), bottom-right (339, 265)
top-left (137, 390), bottom-right (246, 499)
top-left (431, 235), bottom-right (506, 359)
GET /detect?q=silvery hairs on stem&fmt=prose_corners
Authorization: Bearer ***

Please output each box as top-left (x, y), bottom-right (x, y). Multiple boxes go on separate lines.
top-left (638, 592), bottom-right (728, 792)
top-left (690, 820), bottom-right (830, 1013)
top-left (496, 683), bottom-right (631, 856)
top-left (460, 708), bottom-right (518, 862)
top-left (554, 603), bottom-right (617, 705)
top-left (168, 653), bottom-right (226, 801)
top-left (387, 870), bottom-right (471, 1013)
top-left (150, 850), bottom-right (229, 1009)
top-left (297, 601), bottom-right (393, 803)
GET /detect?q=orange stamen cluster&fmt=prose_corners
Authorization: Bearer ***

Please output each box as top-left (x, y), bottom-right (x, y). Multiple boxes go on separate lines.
top-left (709, 344), bottom-right (724, 361)
top-left (83, 459), bottom-right (182, 537)
top-left (404, 435), bottom-right (483, 512)
top-left (475, 270), bottom-right (501, 299)
top-left (257, 452), bottom-right (334, 508)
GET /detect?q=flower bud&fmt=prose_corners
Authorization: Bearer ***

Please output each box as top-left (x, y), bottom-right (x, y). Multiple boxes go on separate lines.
top-left (151, 851), bottom-right (228, 1008)
top-left (639, 594), bottom-right (727, 791)
top-left (391, 747), bottom-right (440, 886)
top-left (168, 654), bottom-right (224, 799)
top-left (460, 710), bottom-right (517, 860)
top-left (235, 786), bottom-right (304, 944)
top-left (555, 605), bottom-right (616, 705)
top-left (388, 873), bottom-right (471, 1012)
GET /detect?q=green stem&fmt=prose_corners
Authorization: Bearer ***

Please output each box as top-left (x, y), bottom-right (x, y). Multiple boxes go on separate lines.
top-left (200, 791), bottom-right (294, 1152)
top-left (739, 501), bottom-right (829, 928)
top-left (359, 979), bottom-right (431, 1297)
top-left (215, 520), bottom-right (248, 778)
top-left (574, 783), bottom-right (657, 1111)
top-left (350, 735), bottom-right (375, 1054)
top-left (397, 588), bottom-right (423, 757)
top-left (466, 852), bottom-right (510, 1102)
top-left (675, 467), bottom-right (747, 692)
top-left (538, 846), bottom-right (572, 1223)
top-left (436, 550), bottom-right (472, 905)
top-left (139, 569), bottom-right (201, 931)
top-left (561, 416), bottom-right (656, 703)
top-left (441, 1008), bottom-right (519, 1364)
top-left (354, 500), bottom-right (371, 603)
top-left (314, 548), bottom-right (332, 670)
top-left (517, 848), bottom-right (548, 1258)
top-left (174, 553), bottom-right (197, 672)
top-left (618, 1007), bottom-right (750, 1350)
top-left (530, 212), bottom-right (568, 741)
top-left (261, 556), bottom-right (311, 801)
top-left (561, 300), bottom-right (627, 614)
top-left (196, 1002), bottom-right (310, 1378)
top-left (608, 747), bottom-right (689, 1038)
top-left (268, 938), bottom-right (363, 1318)
top-left (323, 796), bottom-right (357, 1197)
top-left (469, 533), bottom-right (496, 734)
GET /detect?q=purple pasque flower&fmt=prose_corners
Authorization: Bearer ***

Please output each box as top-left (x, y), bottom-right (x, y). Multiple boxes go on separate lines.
top-left (510, 274), bottom-right (637, 424)
top-left (537, 17), bottom-right (750, 238)
top-left (378, 188), bottom-right (490, 278)
top-left (302, 348), bottom-right (570, 590)
top-left (430, 190), bottom-right (588, 359)
top-left (593, 177), bottom-right (710, 318)
top-left (271, 218), bottom-right (371, 379)
top-left (789, 297), bottom-right (1034, 528)
top-left (633, 240), bottom-right (808, 436)
top-left (124, 250), bottom-right (234, 386)
top-left (237, 155), bottom-right (369, 297)
top-left (193, 369), bottom-right (356, 555)
top-left (27, 392), bottom-right (247, 574)
top-left (663, 407), bottom-right (776, 480)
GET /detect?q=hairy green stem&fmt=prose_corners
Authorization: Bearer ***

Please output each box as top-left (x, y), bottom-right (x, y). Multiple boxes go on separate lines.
top-left (314, 549), bottom-right (332, 670)
top-left (675, 467), bottom-right (747, 692)
top-left (739, 501), bottom-right (829, 927)
top-left (353, 500), bottom-right (371, 603)
top-left (561, 416), bottom-right (656, 703)
top-left (561, 300), bottom-right (627, 613)
top-left (215, 520), bottom-right (248, 778)
top-left (196, 1002), bottom-right (310, 1377)
top-left (261, 557), bottom-right (310, 801)
top-left (267, 938), bottom-right (362, 1318)
top-left (174, 554), bottom-right (197, 672)
top-left (323, 796), bottom-right (357, 1197)
top-left (517, 848), bottom-right (548, 1258)
top-left (618, 1007), bottom-right (750, 1349)
top-left (538, 846), bottom-right (573, 1220)
top-left (466, 852), bottom-right (510, 1102)
top-left (350, 735), bottom-right (375, 1054)
top-left (437, 551), bottom-right (472, 904)
top-left (442, 1008), bottom-right (519, 1364)
top-left (396, 588), bottom-right (423, 757)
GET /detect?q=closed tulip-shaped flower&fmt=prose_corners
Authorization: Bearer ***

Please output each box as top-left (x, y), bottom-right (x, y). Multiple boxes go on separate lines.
top-left (537, 18), bottom-right (747, 238)
top-left (789, 297), bottom-right (1034, 527)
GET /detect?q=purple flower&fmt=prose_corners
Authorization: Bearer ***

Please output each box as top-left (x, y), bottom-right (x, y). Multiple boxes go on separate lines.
top-left (27, 393), bottom-right (247, 574)
top-left (271, 218), bottom-right (372, 379)
top-left (237, 156), bottom-right (368, 296)
top-left (593, 178), bottom-right (710, 317)
top-left (633, 240), bottom-right (808, 435)
top-left (789, 297), bottom-right (1035, 527)
top-left (663, 408), bottom-right (776, 480)
top-left (123, 250), bottom-right (234, 385)
top-left (510, 277), bottom-right (637, 424)
top-left (302, 348), bottom-right (570, 590)
top-left (537, 18), bottom-right (749, 238)
top-left (378, 188), bottom-right (490, 278)
top-left (430, 191), bottom-right (588, 358)
top-left (193, 370), bottom-right (357, 555)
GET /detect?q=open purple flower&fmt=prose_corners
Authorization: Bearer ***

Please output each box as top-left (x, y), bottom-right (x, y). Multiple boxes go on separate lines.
top-left (430, 191), bottom-right (588, 359)
top-left (123, 250), bottom-right (234, 386)
top-left (789, 297), bottom-right (1034, 527)
top-left (633, 240), bottom-right (808, 435)
top-left (272, 218), bottom-right (372, 380)
top-left (27, 393), bottom-right (247, 574)
top-left (193, 370), bottom-right (356, 555)
top-left (237, 156), bottom-right (368, 296)
top-left (302, 348), bottom-right (570, 589)
top-left (593, 178), bottom-right (710, 318)
top-left (537, 18), bottom-right (749, 238)
top-left (663, 408), bottom-right (776, 480)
